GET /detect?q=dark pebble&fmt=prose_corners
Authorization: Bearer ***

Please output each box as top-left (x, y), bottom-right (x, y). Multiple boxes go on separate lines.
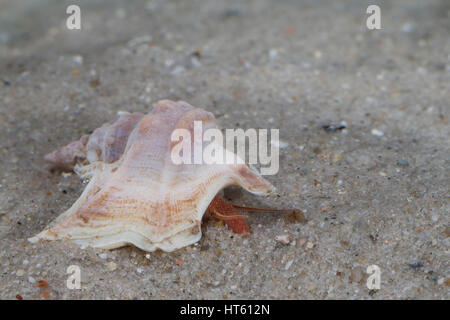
top-left (408, 262), bottom-right (423, 270)
top-left (322, 124), bottom-right (346, 131)
top-left (396, 159), bottom-right (409, 166)
top-left (222, 8), bottom-right (242, 19)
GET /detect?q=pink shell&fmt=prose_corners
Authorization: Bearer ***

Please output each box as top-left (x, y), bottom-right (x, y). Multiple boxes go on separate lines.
top-left (30, 100), bottom-right (274, 252)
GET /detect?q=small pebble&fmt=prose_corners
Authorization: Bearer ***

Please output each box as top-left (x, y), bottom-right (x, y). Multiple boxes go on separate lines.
top-left (323, 124), bottom-right (346, 131)
top-left (285, 260), bottom-right (294, 270)
top-left (305, 241), bottom-right (314, 250)
top-left (72, 55), bottom-right (83, 65)
top-left (408, 262), bottom-right (423, 270)
top-left (171, 65), bottom-right (185, 75)
top-left (349, 266), bottom-right (364, 283)
top-left (371, 129), bottom-right (384, 137)
top-left (402, 22), bottom-right (415, 33)
top-left (28, 276), bottom-right (36, 284)
top-left (444, 227), bottom-right (450, 237)
top-left (106, 262), bottom-right (117, 271)
top-left (298, 238), bottom-right (307, 247)
top-left (284, 210), bottom-right (307, 224)
top-left (16, 269), bottom-right (25, 277)
top-left (99, 253), bottom-right (108, 259)
top-left (396, 159), bottom-right (409, 167)
top-left (275, 234), bottom-right (290, 245)
top-left (307, 284), bottom-right (316, 291)
top-left (62, 172), bottom-right (72, 178)
top-left (269, 49), bottom-right (278, 60)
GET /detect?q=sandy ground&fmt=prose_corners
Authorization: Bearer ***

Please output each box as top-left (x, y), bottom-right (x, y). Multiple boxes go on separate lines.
top-left (0, 0), bottom-right (449, 299)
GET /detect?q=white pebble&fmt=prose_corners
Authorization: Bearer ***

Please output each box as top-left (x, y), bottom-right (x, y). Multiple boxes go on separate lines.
top-left (402, 22), bottom-right (415, 33)
top-left (275, 234), bottom-right (291, 245)
top-left (28, 276), bottom-right (36, 283)
top-left (117, 110), bottom-right (131, 116)
top-left (106, 261), bottom-right (117, 271)
top-left (62, 172), bottom-right (72, 178)
top-left (285, 260), bottom-right (294, 270)
top-left (72, 55), bottom-right (83, 65)
top-left (269, 49), bottom-right (278, 60)
top-left (171, 65), bottom-right (185, 75)
top-left (371, 128), bottom-right (384, 137)
top-left (305, 241), bottom-right (314, 250)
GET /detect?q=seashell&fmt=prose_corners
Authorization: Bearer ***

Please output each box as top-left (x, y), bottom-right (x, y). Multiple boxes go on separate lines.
top-left (29, 100), bottom-right (276, 252)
